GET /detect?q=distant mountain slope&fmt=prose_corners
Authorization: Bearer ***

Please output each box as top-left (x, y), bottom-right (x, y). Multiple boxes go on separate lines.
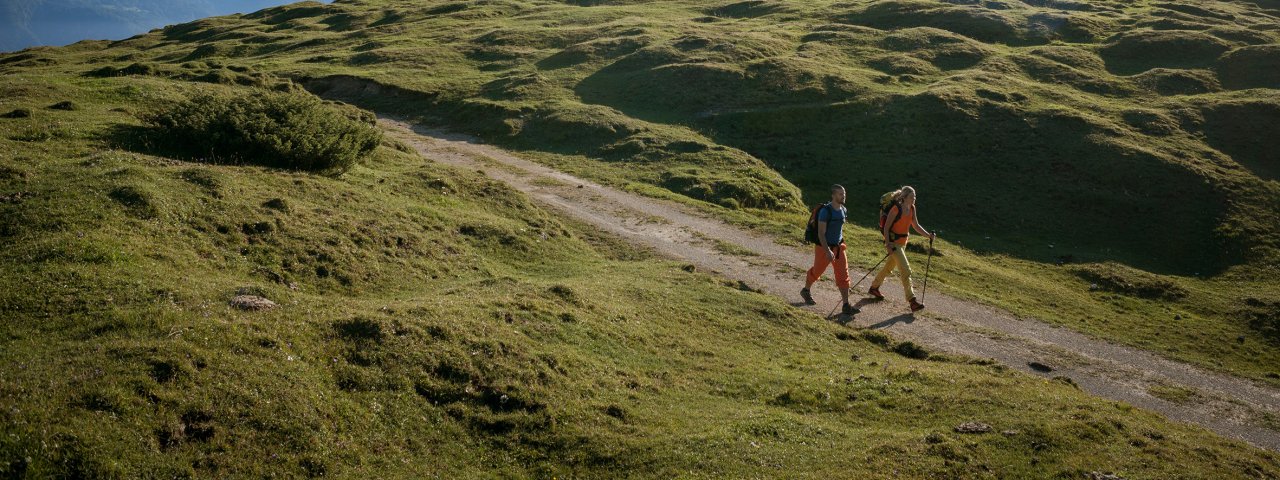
top-left (0, 0), bottom-right (326, 52)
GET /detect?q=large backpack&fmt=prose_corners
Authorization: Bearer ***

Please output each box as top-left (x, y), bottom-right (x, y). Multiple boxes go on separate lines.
top-left (803, 202), bottom-right (834, 245)
top-left (878, 192), bottom-right (904, 241)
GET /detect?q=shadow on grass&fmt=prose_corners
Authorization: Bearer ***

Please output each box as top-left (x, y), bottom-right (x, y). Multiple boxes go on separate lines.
top-left (101, 123), bottom-right (224, 164)
top-left (101, 124), bottom-right (261, 168)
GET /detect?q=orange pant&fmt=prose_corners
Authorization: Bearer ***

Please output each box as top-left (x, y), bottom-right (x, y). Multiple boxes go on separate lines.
top-left (806, 243), bottom-right (850, 289)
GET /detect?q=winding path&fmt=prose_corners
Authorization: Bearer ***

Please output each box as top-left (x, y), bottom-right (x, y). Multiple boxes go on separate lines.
top-left (380, 117), bottom-right (1280, 452)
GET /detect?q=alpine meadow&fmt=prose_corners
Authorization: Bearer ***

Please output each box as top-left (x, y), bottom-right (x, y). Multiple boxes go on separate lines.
top-left (2, 0), bottom-right (1280, 477)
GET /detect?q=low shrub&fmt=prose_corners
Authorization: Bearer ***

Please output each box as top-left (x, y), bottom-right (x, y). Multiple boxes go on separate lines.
top-left (142, 90), bottom-right (381, 175)
top-left (1242, 297), bottom-right (1280, 343)
top-left (1, 108), bottom-right (32, 118)
top-left (1071, 262), bottom-right (1188, 300)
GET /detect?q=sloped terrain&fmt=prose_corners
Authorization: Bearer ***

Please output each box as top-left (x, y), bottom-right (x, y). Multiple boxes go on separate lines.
top-left (9, 0), bottom-right (1270, 276)
top-left (3, 0), bottom-right (1280, 476)
top-left (3, 71), bottom-right (1277, 478)
top-left (7, 0), bottom-right (1274, 378)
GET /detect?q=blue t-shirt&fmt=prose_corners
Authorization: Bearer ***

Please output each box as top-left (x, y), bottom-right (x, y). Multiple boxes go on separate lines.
top-left (816, 204), bottom-right (846, 246)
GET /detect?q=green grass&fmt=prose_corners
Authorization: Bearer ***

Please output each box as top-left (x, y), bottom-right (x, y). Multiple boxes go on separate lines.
top-left (2, 0), bottom-right (1280, 475)
top-left (1, 70), bottom-right (1279, 477)
top-left (1148, 384), bottom-right (1203, 404)
top-left (36, 0), bottom-right (1264, 386)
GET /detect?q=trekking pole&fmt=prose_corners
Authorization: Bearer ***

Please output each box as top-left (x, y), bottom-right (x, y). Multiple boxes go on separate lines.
top-left (829, 249), bottom-right (890, 321)
top-left (850, 250), bottom-right (892, 290)
top-left (920, 235), bottom-right (935, 303)
top-left (827, 250), bottom-right (892, 319)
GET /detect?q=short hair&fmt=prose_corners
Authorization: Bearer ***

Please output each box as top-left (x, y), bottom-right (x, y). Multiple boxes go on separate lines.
top-left (831, 184), bottom-right (845, 193)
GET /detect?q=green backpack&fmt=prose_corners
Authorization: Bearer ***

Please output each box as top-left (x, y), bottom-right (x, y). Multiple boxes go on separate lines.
top-left (878, 192), bottom-right (903, 240)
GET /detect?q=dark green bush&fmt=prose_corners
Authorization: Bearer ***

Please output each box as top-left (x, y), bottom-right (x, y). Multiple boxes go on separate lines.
top-left (1242, 297), bottom-right (1280, 344)
top-left (1071, 262), bottom-right (1188, 300)
top-left (142, 91), bottom-right (381, 175)
top-left (1, 108), bottom-right (31, 119)
top-left (892, 341), bottom-right (930, 359)
top-left (85, 62), bottom-right (160, 78)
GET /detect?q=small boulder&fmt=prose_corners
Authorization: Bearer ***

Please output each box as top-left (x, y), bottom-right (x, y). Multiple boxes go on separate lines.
top-left (954, 422), bottom-right (993, 434)
top-left (230, 295), bottom-right (276, 311)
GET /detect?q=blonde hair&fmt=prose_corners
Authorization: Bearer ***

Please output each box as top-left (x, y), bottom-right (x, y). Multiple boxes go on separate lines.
top-left (890, 186), bottom-right (916, 203)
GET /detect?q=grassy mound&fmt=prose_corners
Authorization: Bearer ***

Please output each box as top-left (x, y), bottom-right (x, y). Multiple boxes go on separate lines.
top-left (1121, 109), bottom-right (1183, 136)
top-left (838, 0), bottom-right (1036, 45)
top-left (1026, 12), bottom-right (1112, 43)
top-left (536, 35), bottom-right (651, 70)
top-left (1071, 262), bottom-right (1189, 300)
top-left (1011, 53), bottom-right (1133, 95)
top-left (880, 27), bottom-right (994, 70)
top-left (1027, 45), bottom-right (1107, 71)
top-left (1099, 30), bottom-right (1235, 74)
top-left (139, 91), bottom-right (381, 175)
top-left (1196, 97), bottom-right (1280, 181)
top-left (1217, 45), bottom-right (1280, 89)
top-left (1132, 68), bottom-right (1222, 95)
top-left (708, 0), bottom-right (797, 18)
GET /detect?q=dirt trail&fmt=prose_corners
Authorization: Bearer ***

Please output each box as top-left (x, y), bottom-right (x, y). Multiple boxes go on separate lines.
top-left (380, 117), bottom-right (1280, 452)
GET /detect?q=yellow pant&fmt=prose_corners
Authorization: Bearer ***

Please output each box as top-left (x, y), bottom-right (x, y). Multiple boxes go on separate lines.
top-left (872, 246), bottom-right (915, 301)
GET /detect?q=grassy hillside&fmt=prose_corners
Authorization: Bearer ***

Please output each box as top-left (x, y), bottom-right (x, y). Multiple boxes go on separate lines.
top-left (0, 1), bottom-right (319, 52)
top-left (5, 0), bottom-right (1274, 381)
top-left (2, 68), bottom-right (1280, 478)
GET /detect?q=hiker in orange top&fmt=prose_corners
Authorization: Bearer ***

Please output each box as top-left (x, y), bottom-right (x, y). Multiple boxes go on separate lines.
top-left (869, 186), bottom-right (935, 312)
top-left (800, 184), bottom-right (858, 315)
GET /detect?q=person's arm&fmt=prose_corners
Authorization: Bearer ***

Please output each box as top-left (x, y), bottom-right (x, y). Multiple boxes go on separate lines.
top-left (882, 205), bottom-right (899, 251)
top-left (912, 207), bottom-right (935, 239)
top-left (818, 208), bottom-right (834, 260)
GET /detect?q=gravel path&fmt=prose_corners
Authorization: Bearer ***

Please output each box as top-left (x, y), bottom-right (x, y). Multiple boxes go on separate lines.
top-left (382, 117), bottom-right (1280, 452)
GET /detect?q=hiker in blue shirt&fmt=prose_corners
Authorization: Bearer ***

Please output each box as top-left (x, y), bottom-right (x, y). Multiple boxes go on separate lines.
top-left (801, 184), bottom-right (858, 315)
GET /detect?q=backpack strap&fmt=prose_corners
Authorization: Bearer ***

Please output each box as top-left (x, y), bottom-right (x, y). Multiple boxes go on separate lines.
top-left (808, 203), bottom-right (824, 226)
top-left (883, 202), bottom-right (904, 242)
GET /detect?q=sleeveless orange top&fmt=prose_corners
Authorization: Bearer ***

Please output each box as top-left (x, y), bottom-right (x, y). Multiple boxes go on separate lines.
top-left (887, 204), bottom-right (914, 245)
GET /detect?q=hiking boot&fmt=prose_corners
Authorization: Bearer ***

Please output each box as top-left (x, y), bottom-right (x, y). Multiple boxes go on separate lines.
top-left (842, 302), bottom-right (860, 315)
top-left (909, 299), bottom-right (925, 312)
top-left (868, 286), bottom-right (884, 300)
top-left (800, 288), bottom-right (815, 305)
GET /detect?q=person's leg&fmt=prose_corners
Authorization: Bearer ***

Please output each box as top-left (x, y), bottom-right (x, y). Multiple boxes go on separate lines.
top-left (805, 244), bottom-right (831, 289)
top-left (872, 247), bottom-right (899, 289)
top-left (833, 244), bottom-right (851, 304)
top-left (891, 246), bottom-right (916, 301)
